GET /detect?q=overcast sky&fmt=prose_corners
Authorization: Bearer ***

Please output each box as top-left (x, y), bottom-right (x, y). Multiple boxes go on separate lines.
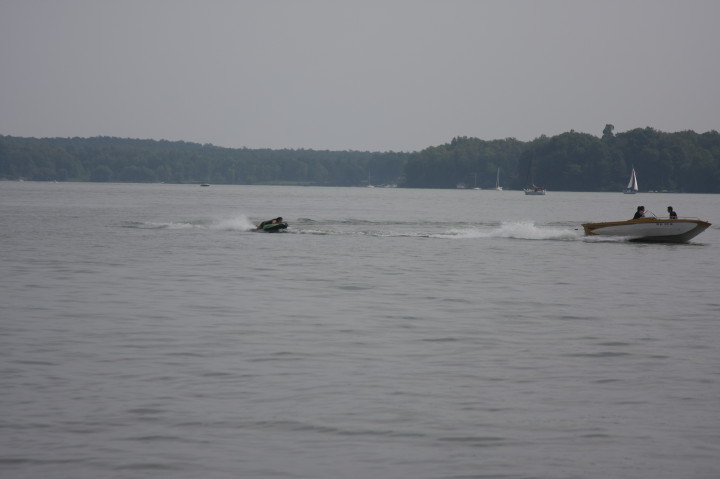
top-left (1, 1), bottom-right (718, 152)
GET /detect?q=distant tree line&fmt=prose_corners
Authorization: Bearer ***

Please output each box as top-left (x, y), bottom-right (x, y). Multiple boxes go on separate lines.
top-left (1, 126), bottom-right (719, 192)
top-left (0, 136), bottom-right (406, 187)
top-left (405, 126), bottom-right (720, 192)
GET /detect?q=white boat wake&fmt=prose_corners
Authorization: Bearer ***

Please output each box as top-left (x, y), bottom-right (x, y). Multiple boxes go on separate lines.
top-left (119, 215), bottom-right (257, 231)
top-left (210, 215), bottom-right (257, 231)
top-left (440, 222), bottom-right (581, 241)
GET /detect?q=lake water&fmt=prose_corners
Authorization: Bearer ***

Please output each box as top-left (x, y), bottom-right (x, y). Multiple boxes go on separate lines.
top-left (2, 182), bottom-right (719, 479)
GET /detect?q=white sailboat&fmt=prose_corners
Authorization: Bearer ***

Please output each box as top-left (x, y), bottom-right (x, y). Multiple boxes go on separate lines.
top-left (494, 168), bottom-right (503, 191)
top-left (523, 154), bottom-right (546, 195)
top-left (624, 167), bottom-right (638, 194)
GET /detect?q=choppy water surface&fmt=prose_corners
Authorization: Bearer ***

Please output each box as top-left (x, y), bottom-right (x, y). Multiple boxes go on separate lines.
top-left (2, 182), bottom-right (719, 479)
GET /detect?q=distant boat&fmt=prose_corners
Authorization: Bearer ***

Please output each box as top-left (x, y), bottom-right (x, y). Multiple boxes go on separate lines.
top-left (624, 167), bottom-right (638, 194)
top-left (523, 153), bottom-right (545, 195)
top-left (200, 183), bottom-right (211, 187)
top-left (524, 186), bottom-right (546, 195)
top-left (494, 168), bottom-right (503, 191)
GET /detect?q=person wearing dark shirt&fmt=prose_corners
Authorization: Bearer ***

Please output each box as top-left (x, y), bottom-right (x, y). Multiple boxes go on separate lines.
top-left (633, 206), bottom-right (646, 219)
top-left (667, 206), bottom-right (677, 219)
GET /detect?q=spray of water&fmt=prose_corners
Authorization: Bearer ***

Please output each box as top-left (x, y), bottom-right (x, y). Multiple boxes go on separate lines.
top-left (211, 215), bottom-right (257, 231)
top-left (441, 221), bottom-right (581, 241)
top-left (125, 218), bottom-right (590, 240)
top-left (122, 215), bottom-right (258, 231)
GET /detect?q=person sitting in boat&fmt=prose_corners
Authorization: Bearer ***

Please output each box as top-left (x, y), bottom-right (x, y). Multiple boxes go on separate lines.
top-left (633, 206), bottom-right (646, 219)
top-left (257, 217), bottom-right (284, 229)
top-left (667, 206), bottom-right (678, 219)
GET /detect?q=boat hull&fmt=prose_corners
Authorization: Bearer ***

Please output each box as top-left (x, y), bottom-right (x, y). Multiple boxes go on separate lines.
top-left (582, 218), bottom-right (711, 243)
top-left (524, 188), bottom-right (546, 195)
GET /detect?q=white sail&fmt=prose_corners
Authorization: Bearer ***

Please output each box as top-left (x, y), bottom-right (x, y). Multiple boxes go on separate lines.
top-left (495, 168), bottom-right (503, 191)
top-left (624, 168), bottom-right (638, 194)
top-left (628, 169), bottom-right (638, 190)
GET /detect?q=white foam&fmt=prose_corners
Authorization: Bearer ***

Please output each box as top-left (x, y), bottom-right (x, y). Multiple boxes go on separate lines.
top-left (211, 215), bottom-right (257, 231)
top-left (441, 222), bottom-right (582, 241)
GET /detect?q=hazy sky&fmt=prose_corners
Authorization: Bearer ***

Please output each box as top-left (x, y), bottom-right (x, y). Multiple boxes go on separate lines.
top-left (1, 1), bottom-right (718, 152)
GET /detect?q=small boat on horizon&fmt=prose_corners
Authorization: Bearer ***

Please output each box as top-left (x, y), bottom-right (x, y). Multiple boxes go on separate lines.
top-left (494, 168), bottom-right (503, 191)
top-left (523, 153), bottom-right (545, 195)
top-left (624, 167), bottom-right (638, 194)
top-left (524, 185), bottom-right (546, 195)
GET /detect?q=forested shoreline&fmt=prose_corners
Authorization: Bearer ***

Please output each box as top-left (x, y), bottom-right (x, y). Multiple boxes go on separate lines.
top-left (2, 126), bottom-right (719, 192)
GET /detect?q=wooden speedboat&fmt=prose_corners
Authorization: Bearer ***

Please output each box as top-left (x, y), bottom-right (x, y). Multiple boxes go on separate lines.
top-left (582, 218), bottom-right (711, 243)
